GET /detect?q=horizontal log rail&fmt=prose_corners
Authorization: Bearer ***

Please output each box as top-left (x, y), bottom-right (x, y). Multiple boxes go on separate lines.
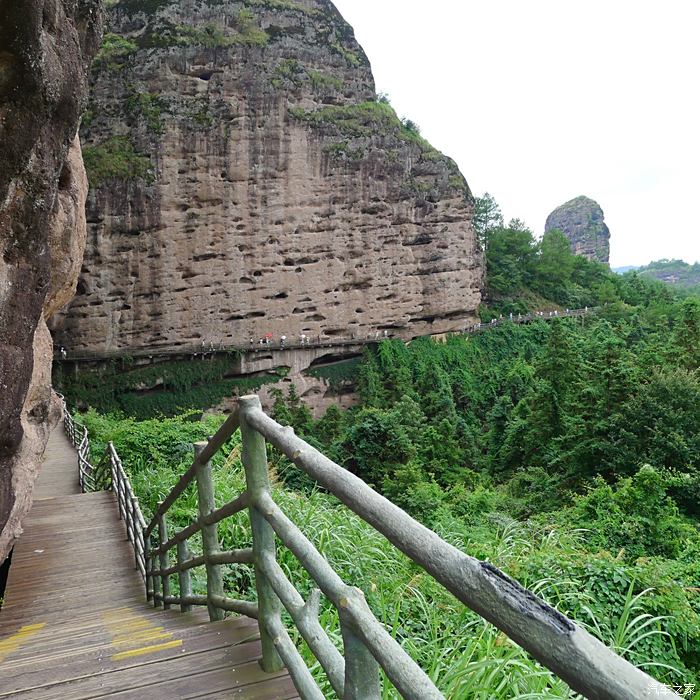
top-left (60, 389), bottom-right (678, 700)
top-left (54, 306), bottom-right (599, 363)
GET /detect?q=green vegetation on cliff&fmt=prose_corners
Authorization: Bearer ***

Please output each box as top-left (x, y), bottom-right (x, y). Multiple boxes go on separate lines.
top-left (289, 100), bottom-right (435, 152)
top-left (57, 357), bottom-right (284, 419)
top-left (149, 13), bottom-right (269, 48)
top-left (82, 136), bottom-right (154, 186)
top-left (92, 32), bottom-right (137, 71)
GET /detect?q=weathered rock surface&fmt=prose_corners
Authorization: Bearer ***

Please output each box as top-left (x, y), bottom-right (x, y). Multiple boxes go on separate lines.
top-left (50, 0), bottom-right (483, 359)
top-left (544, 196), bottom-right (610, 264)
top-left (0, 0), bottom-right (101, 563)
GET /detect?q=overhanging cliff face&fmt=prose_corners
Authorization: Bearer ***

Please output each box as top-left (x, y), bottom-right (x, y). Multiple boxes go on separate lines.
top-left (50, 0), bottom-right (482, 355)
top-left (0, 0), bottom-right (101, 563)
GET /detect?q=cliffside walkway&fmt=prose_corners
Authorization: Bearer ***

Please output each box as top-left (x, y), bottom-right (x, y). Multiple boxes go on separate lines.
top-left (0, 425), bottom-right (297, 699)
top-left (55, 306), bottom-right (597, 364)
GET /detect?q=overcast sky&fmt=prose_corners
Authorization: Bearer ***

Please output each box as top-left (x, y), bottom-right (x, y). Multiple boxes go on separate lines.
top-left (332, 0), bottom-right (699, 267)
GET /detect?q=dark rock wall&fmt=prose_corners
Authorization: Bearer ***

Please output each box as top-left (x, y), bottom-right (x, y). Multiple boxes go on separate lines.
top-left (0, 0), bottom-right (102, 562)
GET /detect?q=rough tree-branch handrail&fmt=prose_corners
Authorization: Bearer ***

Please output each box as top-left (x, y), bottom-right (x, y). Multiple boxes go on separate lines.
top-left (59, 389), bottom-right (680, 700)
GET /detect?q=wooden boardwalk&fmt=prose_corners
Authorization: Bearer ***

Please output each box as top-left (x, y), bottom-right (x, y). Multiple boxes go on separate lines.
top-left (0, 426), bottom-right (297, 699)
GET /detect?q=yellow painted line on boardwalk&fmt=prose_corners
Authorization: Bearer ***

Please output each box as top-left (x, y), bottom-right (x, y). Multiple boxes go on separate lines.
top-left (113, 631), bottom-right (173, 647)
top-left (111, 639), bottom-right (183, 661)
top-left (109, 620), bottom-right (153, 634)
top-left (0, 623), bottom-right (47, 662)
top-left (101, 608), bottom-right (182, 662)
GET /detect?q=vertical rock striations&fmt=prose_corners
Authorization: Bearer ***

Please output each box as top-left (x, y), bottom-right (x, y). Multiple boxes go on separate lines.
top-left (50, 0), bottom-right (483, 355)
top-left (544, 195), bottom-right (610, 264)
top-left (0, 0), bottom-right (102, 562)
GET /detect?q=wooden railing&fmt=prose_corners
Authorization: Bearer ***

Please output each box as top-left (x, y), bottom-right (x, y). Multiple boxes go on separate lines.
top-left (61, 396), bottom-right (148, 582)
top-left (61, 393), bottom-right (679, 700)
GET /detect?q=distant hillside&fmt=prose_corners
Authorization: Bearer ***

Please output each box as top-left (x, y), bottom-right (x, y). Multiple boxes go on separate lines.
top-left (633, 259), bottom-right (700, 288)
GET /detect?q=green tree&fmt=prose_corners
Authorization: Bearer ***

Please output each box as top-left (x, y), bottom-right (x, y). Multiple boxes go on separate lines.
top-left (532, 229), bottom-right (577, 303)
top-left (472, 192), bottom-right (503, 242)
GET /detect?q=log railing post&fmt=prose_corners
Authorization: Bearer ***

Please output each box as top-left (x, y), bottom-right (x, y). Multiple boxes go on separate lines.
top-left (193, 442), bottom-right (225, 622)
top-left (151, 548), bottom-right (162, 608)
top-left (157, 503), bottom-right (171, 610)
top-left (176, 540), bottom-right (193, 613)
top-left (132, 497), bottom-right (141, 572)
top-left (340, 615), bottom-right (381, 699)
top-left (145, 536), bottom-right (153, 602)
top-left (238, 395), bottom-right (284, 673)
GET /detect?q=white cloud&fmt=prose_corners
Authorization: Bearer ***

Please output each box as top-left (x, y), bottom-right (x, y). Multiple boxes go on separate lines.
top-left (332, 0), bottom-right (700, 266)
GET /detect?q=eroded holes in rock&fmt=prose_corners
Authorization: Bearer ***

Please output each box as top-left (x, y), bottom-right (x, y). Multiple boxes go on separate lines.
top-left (405, 233), bottom-right (432, 246)
top-left (355, 308), bottom-right (364, 314)
top-left (305, 314), bottom-right (326, 322)
top-left (239, 277), bottom-right (254, 284)
top-left (196, 71), bottom-right (215, 81)
top-left (253, 271), bottom-right (263, 277)
top-left (28, 400), bottom-right (49, 424)
top-left (193, 253), bottom-right (218, 262)
top-left (76, 280), bottom-right (87, 296)
top-left (307, 351), bottom-right (362, 370)
top-left (58, 161), bottom-right (72, 190)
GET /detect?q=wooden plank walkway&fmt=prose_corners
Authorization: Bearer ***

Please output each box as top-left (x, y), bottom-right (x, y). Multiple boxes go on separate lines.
top-left (0, 426), bottom-right (298, 699)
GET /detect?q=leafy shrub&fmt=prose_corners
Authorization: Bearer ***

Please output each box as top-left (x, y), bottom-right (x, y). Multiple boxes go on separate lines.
top-left (93, 33), bottom-right (137, 71)
top-left (82, 136), bottom-right (154, 187)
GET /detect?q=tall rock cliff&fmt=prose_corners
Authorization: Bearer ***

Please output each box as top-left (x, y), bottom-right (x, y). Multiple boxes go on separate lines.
top-left (50, 0), bottom-right (482, 356)
top-left (544, 196), bottom-right (610, 264)
top-left (0, 0), bottom-right (102, 563)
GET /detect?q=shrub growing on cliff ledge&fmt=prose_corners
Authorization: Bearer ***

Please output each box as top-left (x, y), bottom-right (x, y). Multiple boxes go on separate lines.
top-left (82, 136), bottom-right (154, 187)
top-left (92, 33), bottom-right (137, 71)
top-left (148, 14), bottom-right (268, 49)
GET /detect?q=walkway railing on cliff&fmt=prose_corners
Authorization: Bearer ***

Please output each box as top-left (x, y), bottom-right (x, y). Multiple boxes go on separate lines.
top-left (54, 306), bottom-right (598, 363)
top-left (60, 393), bottom-right (678, 700)
top-left (60, 396), bottom-right (148, 580)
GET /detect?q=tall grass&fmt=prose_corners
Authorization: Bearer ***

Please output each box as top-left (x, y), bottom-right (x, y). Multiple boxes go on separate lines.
top-left (80, 411), bottom-right (693, 698)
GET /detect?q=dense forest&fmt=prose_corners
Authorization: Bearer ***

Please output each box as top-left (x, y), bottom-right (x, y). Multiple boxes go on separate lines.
top-left (72, 196), bottom-right (700, 697)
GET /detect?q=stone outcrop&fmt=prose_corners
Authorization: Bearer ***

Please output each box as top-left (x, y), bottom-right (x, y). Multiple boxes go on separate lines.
top-left (0, 1), bottom-right (101, 563)
top-left (544, 196), bottom-right (610, 264)
top-left (50, 0), bottom-right (483, 359)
